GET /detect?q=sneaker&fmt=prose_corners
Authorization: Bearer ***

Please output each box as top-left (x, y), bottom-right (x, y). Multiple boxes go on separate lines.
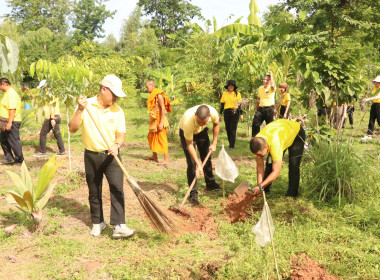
top-left (1, 159), bottom-right (14, 165)
top-left (90, 222), bottom-right (106, 237)
top-left (361, 135), bottom-right (372, 140)
top-left (57, 152), bottom-right (66, 156)
top-left (33, 152), bottom-right (47, 158)
top-left (189, 195), bottom-right (200, 206)
top-left (206, 182), bottom-right (221, 191)
top-left (113, 224), bottom-right (135, 239)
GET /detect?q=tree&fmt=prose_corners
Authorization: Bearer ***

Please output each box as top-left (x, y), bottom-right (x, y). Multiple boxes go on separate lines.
top-left (120, 6), bottom-right (142, 50)
top-left (6, 0), bottom-right (70, 33)
top-left (137, 0), bottom-right (203, 45)
top-left (72, 0), bottom-right (115, 44)
top-left (19, 27), bottom-right (72, 63)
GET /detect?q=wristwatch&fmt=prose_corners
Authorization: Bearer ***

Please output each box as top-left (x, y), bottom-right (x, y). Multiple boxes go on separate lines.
top-left (258, 184), bottom-right (265, 192)
top-left (115, 143), bottom-right (120, 149)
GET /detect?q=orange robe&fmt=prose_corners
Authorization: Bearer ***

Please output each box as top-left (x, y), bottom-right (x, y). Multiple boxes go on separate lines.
top-left (147, 88), bottom-right (171, 154)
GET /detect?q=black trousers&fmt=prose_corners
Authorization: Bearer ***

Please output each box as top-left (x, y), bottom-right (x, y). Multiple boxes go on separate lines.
top-left (263, 127), bottom-right (305, 197)
top-left (367, 103), bottom-right (380, 135)
top-left (224, 109), bottom-right (239, 148)
top-left (0, 121), bottom-right (24, 163)
top-left (252, 106), bottom-right (275, 137)
top-left (343, 106), bottom-right (354, 127)
top-left (179, 128), bottom-right (216, 200)
top-left (39, 115), bottom-right (65, 153)
top-left (84, 150), bottom-right (125, 225)
top-left (280, 105), bottom-right (289, 119)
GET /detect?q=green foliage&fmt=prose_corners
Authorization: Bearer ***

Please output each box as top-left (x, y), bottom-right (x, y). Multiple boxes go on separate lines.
top-left (72, 0), bottom-right (115, 44)
top-left (303, 137), bottom-right (363, 206)
top-left (248, 0), bottom-right (261, 27)
top-left (0, 33), bottom-right (19, 74)
top-left (6, 156), bottom-right (63, 218)
top-left (137, 0), bottom-right (203, 45)
top-left (7, 0), bottom-right (70, 33)
top-left (19, 27), bottom-right (72, 63)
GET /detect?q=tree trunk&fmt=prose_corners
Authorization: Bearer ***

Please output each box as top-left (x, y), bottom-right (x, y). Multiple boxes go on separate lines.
top-left (330, 104), bottom-right (347, 131)
top-left (66, 105), bottom-right (72, 172)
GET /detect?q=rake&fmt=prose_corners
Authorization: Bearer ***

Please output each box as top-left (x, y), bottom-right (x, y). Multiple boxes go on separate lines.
top-left (85, 107), bottom-right (179, 234)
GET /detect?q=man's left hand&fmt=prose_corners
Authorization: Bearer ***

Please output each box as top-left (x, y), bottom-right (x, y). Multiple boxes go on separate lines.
top-left (252, 186), bottom-right (262, 196)
top-left (5, 122), bottom-right (12, 131)
top-left (108, 143), bottom-right (119, 156)
top-left (157, 123), bottom-right (164, 132)
top-left (209, 143), bottom-right (217, 153)
top-left (51, 119), bottom-right (56, 128)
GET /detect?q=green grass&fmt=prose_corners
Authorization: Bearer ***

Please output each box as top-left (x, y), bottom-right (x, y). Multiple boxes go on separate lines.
top-left (0, 101), bottom-right (379, 279)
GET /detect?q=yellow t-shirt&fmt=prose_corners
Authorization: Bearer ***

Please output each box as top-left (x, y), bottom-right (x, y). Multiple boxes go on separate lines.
top-left (0, 87), bottom-right (22, 122)
top-left (256, 119), bottom-right (301, 162)
top-left (80, 96), bottom-right (126, 152)
top-left (43, 97), bottom-right (60, 119)
top-left (179, 105), bottom-right (219, 140)
top-left (220, 91), bottom-right (242, 109)
top-left (372, 86), bottom-right (380, 103)
top-left (280, 92), bottom-right (291, 106)
top-left (258, 85), bottom-right (276, 107)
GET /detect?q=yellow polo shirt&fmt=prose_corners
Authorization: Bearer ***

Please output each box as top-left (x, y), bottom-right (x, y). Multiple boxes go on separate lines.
top-left (220, 91), bottom-right (242, 109)
top-left (0, 87), bottom-right (22, 122)
top-left (372, 86), bottom-right (380, 103)
top-left (80, 96), bottom-right (126, 152)
top-left (179, 105), bottom-right (219, 140)
top-left (256, 119), bottom-right (300, 162)
top-left (43, 97), bottom-right (60, 119)
top-left (280, 92), bottom-right (291, 106)
top-left (258, 85), bottom-right (276, 107)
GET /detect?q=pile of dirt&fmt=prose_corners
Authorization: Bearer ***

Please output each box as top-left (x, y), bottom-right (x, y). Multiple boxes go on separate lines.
top-left (290, 253), bottom-right (341, 280)
top-left (222, 192), bottom-right (259, 223)
top-left (173, 206), bottom-right (218, 239)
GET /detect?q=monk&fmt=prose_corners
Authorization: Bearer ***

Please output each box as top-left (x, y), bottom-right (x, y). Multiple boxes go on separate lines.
top-left (145, 80), bottom-right (171, 165)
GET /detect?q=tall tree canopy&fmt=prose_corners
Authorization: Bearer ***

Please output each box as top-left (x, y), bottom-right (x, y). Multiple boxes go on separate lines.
top-left (137, 0), bottom-right (203, 45)
top-left (72, 0), bottom-right (115, 44)
top-left (6, 0), bottom-right (70, 33)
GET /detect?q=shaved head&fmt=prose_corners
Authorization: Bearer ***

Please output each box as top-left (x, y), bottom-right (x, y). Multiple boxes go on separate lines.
top-left (250, 137), bottom-right (267, 154)
top-left (146, 80), bottom-right (156, 87)
top-left (196, 105), bottom-right (210, 120)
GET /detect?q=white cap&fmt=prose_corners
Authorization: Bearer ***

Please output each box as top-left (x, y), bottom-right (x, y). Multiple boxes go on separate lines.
top-left (373, 76), bottom-right (380, 83)
top-left (100, 75), bottom-right (126, 97)
top-left (37, 80), bottom-right (47, 88)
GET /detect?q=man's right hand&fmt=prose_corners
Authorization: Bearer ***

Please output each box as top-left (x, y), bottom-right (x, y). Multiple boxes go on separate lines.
top-left (196, 163), bottom-right (204, 177)
top-left (77, 96), bottom-right (88, 111)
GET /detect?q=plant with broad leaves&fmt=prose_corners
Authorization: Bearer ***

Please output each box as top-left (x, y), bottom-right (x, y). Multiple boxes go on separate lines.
top-left (6, 155), bottom-right (64, 223)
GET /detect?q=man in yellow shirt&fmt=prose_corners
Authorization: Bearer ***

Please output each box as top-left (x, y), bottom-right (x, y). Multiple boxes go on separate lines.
top-left (33, 80), bottom-right (65, 157)
top-left (252, 71), bottom-right (276, 137)
top-left (0, 77), bottom-right (24, 165)
top-left (249, 119), bottom-right (305, 197)
top-left (179, 105), bottom-right (221, 205)
top-left (363, 76), bottom-right (380, 137)
top-left (68, 75), bottom-right (135, 239)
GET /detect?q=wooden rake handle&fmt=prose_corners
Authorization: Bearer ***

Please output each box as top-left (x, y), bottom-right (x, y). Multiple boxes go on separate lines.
top-left (179, 150), bottom-right (212, 209)
top-left (84, 107), bottom-right (131, 180)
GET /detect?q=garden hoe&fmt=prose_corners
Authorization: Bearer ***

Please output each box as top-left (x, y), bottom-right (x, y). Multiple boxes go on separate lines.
top-left (85, 107), bottom-right (179, 234)
top-left (169, 150), bottom-right (212, 218)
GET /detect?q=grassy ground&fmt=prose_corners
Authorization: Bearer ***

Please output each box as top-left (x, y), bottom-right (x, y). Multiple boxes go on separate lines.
top-left (0, 100), bottom-right (379, 279)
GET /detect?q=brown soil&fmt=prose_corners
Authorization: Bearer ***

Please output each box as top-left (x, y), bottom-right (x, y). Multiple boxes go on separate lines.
top-left (290, 253), bottom-right (341, 280)
top-left (173, 206), bottom-right (219, 239)
top-left (222, 192), bottom-right (260, 223)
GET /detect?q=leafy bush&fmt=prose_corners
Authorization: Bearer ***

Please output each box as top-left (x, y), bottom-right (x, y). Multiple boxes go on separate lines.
top-left (303, 137), bottom-right (363, 206)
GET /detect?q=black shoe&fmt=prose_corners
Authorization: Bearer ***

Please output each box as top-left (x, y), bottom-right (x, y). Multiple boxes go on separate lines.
top-left (190, 198), bottom-right (200, 206)
top-left (206, 182), bottom-right (221, 191)
top-left (228, 146), bottom-right (235, 150)
top-left (1, 159), bottom-right (14, 165)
